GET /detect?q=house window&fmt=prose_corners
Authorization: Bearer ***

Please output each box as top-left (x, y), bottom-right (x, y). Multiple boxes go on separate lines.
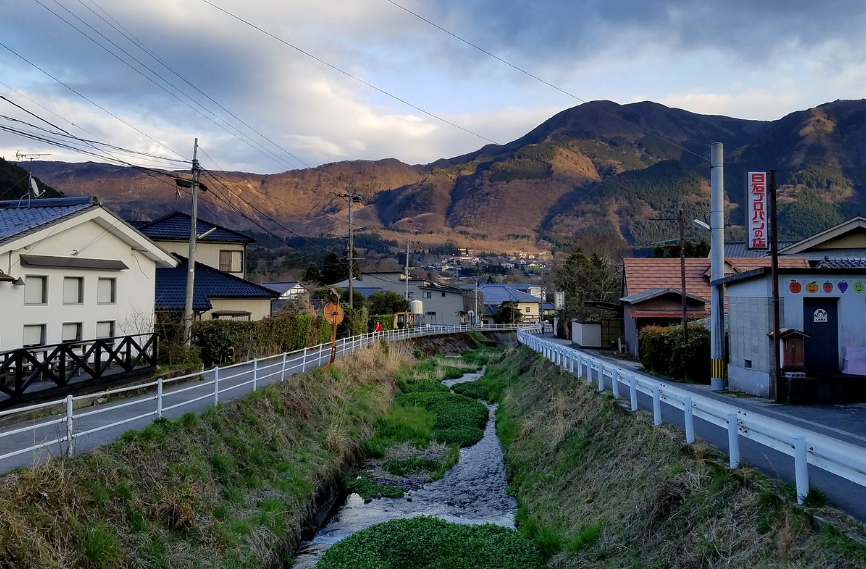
top-left (408, 292), bottom-right (414, 299)
top-left (441, 292), bottom-right (446, 297)
top-left (23, 324), bottom-right (46, 347)
top-left (423, 292), bottom-right (432, 299)
top-left (219, 250), bottom-right (244, 273)
top-left (97, 278), bottom-right (116, 304)
top-left (212, 311), bottom-right (251, 321)
top-left (62, 323), bottom-right (82, 343)
top-left (24, 275), bottom-right (47, 305)
top-left (426, 311), bottom-right (437, 322)
top-left (63, 277), bottom-right (84, 304)
top-left (96, 321), bottom-right (115, 339)
top-left (525, 306), bottom-right (532, 313)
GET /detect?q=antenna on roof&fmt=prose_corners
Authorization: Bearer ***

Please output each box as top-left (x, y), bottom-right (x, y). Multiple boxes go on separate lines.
top-left (15, 151), bottom-right (51, 208)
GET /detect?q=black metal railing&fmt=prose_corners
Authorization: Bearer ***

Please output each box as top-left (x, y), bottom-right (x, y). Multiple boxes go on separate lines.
top-left (0, 334), bottom-right (156, 406)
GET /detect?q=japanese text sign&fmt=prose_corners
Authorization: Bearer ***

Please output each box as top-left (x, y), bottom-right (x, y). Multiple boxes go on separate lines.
top-left (747, 171), bottom-right (768, 250)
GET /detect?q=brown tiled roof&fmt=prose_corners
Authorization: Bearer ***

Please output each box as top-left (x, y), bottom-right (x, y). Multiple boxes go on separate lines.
top-left (624, 258), bottom-right (713, 299)
top-left (624, 257), bottom-right (811, 312)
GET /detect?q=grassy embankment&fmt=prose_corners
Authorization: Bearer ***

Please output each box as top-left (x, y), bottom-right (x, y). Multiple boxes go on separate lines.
top-left (0, 344), bottom-right (410, 568)
top-left (453, 347), bottom-right (866, 568)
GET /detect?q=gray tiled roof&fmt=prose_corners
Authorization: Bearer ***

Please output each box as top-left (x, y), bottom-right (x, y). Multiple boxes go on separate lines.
top-left (815, 257), bottom-right (866, 269)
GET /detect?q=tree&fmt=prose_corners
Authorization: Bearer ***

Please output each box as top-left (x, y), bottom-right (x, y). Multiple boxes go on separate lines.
top-left (367, 290), bottom-right (409, 314)
top-left (493, 301), bottom-right (523, 324)
top-left (303, 262), bottom-right (322, 285)
top-left (321, 251), bottom-right (346, 285)
top-left (554, 251), bottom-right (621, 322)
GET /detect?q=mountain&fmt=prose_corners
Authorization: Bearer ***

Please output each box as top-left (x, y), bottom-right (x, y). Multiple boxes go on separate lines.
top-left (29, 99), bottom-right (866, 252)
top-left (0, 158), bottom-right (64, 201)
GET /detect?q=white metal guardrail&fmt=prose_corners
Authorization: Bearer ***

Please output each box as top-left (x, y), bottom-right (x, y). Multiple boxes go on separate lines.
top-left (0, 324), bottom-right (538, 469)
top-left (518, 331), bottom-right (866, 505)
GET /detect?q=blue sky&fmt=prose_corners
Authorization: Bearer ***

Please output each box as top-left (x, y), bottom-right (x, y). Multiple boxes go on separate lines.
top-left (1, 0), bottom-right (865, 174)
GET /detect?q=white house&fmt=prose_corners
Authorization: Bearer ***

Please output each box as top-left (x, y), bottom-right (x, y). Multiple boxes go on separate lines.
top-left (0, 196), bottom-right (177, 351)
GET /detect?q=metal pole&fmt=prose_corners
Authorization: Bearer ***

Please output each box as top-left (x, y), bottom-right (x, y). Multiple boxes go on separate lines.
top-left (213, 366), bottom-right (220, 407)
top-left (769, 170), bottom-right (783, 403)
top-left (684, 396), bottom-right (694, 444)
top-left (794, 436), bottom-right (809, 504)
top-left (710, 143), bottom-right (726, 391)
top-left (727, 413), bottom-right (740, 468)
top-left (679, 208), bottom-right (688, 345)
top-left (183, 138), bottom-right (200, 346)
top-left (65, 395), bottom-right (74, 457)
top-left (652, 385), bottom-right (662, 426)
top-left (157, 378), bottom-right (163, 419)
top-left (629, 374), bottom-right (638, 412)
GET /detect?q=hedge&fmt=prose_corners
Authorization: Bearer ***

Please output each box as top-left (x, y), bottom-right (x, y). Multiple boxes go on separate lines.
top-left (638, 323), bottom-right (711, 383)
top-left (192, 313), bottom-right (334, 367)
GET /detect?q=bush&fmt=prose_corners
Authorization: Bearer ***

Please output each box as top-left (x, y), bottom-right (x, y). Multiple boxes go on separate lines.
top-left (639, 323), bottom-right (710, 383)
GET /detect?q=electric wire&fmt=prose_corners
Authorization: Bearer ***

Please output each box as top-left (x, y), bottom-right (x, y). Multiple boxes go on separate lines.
top-left (0, 39), bottom-right (185, 161)
top-left (382, 0), bottom-right (708, 163)
top-left (33, 0), bottom-right (299, 173)
top-left (78, 0), bottom-right (310, 171)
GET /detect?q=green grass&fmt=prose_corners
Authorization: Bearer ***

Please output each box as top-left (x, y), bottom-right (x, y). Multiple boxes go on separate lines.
top-left (316, 516), bottom-right (544, 569)
top-left (345, 473), bottom-right (405, 500)
top-left (451, 362), bottom-right (516, 403)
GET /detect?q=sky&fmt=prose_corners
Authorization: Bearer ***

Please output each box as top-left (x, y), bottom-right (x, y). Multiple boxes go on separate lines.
top-left (1, 0), bottom-right (866, 175)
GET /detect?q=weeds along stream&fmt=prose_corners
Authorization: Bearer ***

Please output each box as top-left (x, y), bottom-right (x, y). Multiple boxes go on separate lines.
top-left (291, 365), bottom-right (518, 568)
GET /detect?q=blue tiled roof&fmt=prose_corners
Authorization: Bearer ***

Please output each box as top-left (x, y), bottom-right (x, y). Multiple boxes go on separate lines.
top-left (0, 196), bottom-right (96, 244)
top-left (155, 256), bottom-right (278, 311)
top-left (139, 212), bottom-right (253, 243)
top-left (476, 284), bottom-right (542, 305)
top-left (724, 242), bottom-right (795, 258)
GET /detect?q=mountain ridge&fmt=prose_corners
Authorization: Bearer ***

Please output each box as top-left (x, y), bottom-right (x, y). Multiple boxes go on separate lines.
top-left (22, 99), bottom-right (866, 252)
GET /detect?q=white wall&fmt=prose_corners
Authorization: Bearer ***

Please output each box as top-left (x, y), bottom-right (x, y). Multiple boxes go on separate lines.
top-left (157, 241), bottom-right (245, 277)
top-left (0, 219), bottom-right (161, 351)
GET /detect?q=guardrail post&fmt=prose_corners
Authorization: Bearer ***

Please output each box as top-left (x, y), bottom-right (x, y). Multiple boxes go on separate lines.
top-left (213, 366), bottom-right (220, 407)
top-left (317, 344), bottom-right (322, 366)
top-left (65, 395), bottom-right (74, 457)
top-left (629, 375), bottom-right (638, 411)
top-left (587, 360), bottom-right (594, 384)
top-left (683, 396), bottom-right (694, 444)
top-left (794, 436), bottom-right (809, 504)
top-left (727, 413), bottom-right (740, 468)
top-left (652, 385), bottom-right (661, 425)
top-left (252, 358), bottom-right (258, 391)
top-left (281, 352), bottom-right (287, 379)
top-left (598, 364), bottom-right (605, 392)
top-left (568, 352), bottom-right (574, 374)
top-left (611, 368), bottom-right (619, 399)
top-left (157, 378), bottom-right (163, 419)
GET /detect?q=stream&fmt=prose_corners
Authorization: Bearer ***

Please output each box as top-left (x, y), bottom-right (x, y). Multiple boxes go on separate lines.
top-left (291, 368), bottom-right (517, 568)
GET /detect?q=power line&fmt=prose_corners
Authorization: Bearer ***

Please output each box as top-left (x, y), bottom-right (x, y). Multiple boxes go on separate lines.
top-left (0, 39), bottom-right (185, 160)
top-left (382, 0), bottom-right (708, 163)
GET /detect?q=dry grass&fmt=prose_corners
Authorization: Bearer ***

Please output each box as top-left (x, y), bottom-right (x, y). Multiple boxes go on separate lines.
top-left (495, 348), bottom-right (866, 569)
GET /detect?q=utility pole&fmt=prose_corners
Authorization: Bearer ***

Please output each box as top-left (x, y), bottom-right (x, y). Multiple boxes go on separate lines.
top-left (679, 208), bottom-right (688, 345)
top-left (337, 189), bottom-right (361, 310)
top-left (769, 170), bottom-right (782, 402)
top-left (709, 143), bottom-right (726, 392)
top-left (405, 239), bottom-right (415, 301)
top-left (474, 277), bottom-right (479, 328)
top-left (183, 138), bottom-right (200, 346)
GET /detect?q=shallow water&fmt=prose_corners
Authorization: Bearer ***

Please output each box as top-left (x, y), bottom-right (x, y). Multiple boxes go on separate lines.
top-left (291, 368), bottom-right (516, 567)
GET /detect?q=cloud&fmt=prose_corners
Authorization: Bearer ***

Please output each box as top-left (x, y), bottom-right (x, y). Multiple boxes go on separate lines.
top-left (1, 0), bottom-right (866, 174)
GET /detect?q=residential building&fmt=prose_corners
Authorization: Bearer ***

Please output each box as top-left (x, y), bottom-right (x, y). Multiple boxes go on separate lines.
top-left (135, 211), bottom-right (253, 278)
top-left (621, 256), bottom-right (810, 359)
top-left (156, 255), bottom-right (277, 322)
top-left (0, 196), bottom-right (176, 351)
top-left (466, 283), bottom-right (542, 324)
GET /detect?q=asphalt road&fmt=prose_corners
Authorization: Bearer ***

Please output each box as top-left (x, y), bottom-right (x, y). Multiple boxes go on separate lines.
top-left (539, 333), bottom-right (866, 522)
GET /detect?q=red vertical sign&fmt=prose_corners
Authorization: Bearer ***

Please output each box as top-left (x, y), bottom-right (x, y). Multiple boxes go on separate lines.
top-left (747, 171), bottom-right (768, 250)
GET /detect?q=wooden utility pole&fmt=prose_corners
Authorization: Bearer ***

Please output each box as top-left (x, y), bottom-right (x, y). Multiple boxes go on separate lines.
top-left (769, 170), bottom-right (782, 402)
top-left (337, 190), bottom-right (361, 310)
top-left (679, 208), bottom-right (688, 344)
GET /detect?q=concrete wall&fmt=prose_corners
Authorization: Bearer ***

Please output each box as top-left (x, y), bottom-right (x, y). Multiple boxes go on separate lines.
top-left (205, 298), bottom-right (273, 321)
top-left (0, 220), bottom-right (160, 351)
top-left (158, 241), bottom-right (245, 278)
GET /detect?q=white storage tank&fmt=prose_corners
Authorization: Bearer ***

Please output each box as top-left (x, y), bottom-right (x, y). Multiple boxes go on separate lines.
top-left (410, 299), bottom-right (423, 315)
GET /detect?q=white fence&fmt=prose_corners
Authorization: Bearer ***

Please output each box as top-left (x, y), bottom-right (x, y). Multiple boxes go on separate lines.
top-left (518, 331), bottom-right (866, 505)
top-left (0, 324), bottom-right (536, 470)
